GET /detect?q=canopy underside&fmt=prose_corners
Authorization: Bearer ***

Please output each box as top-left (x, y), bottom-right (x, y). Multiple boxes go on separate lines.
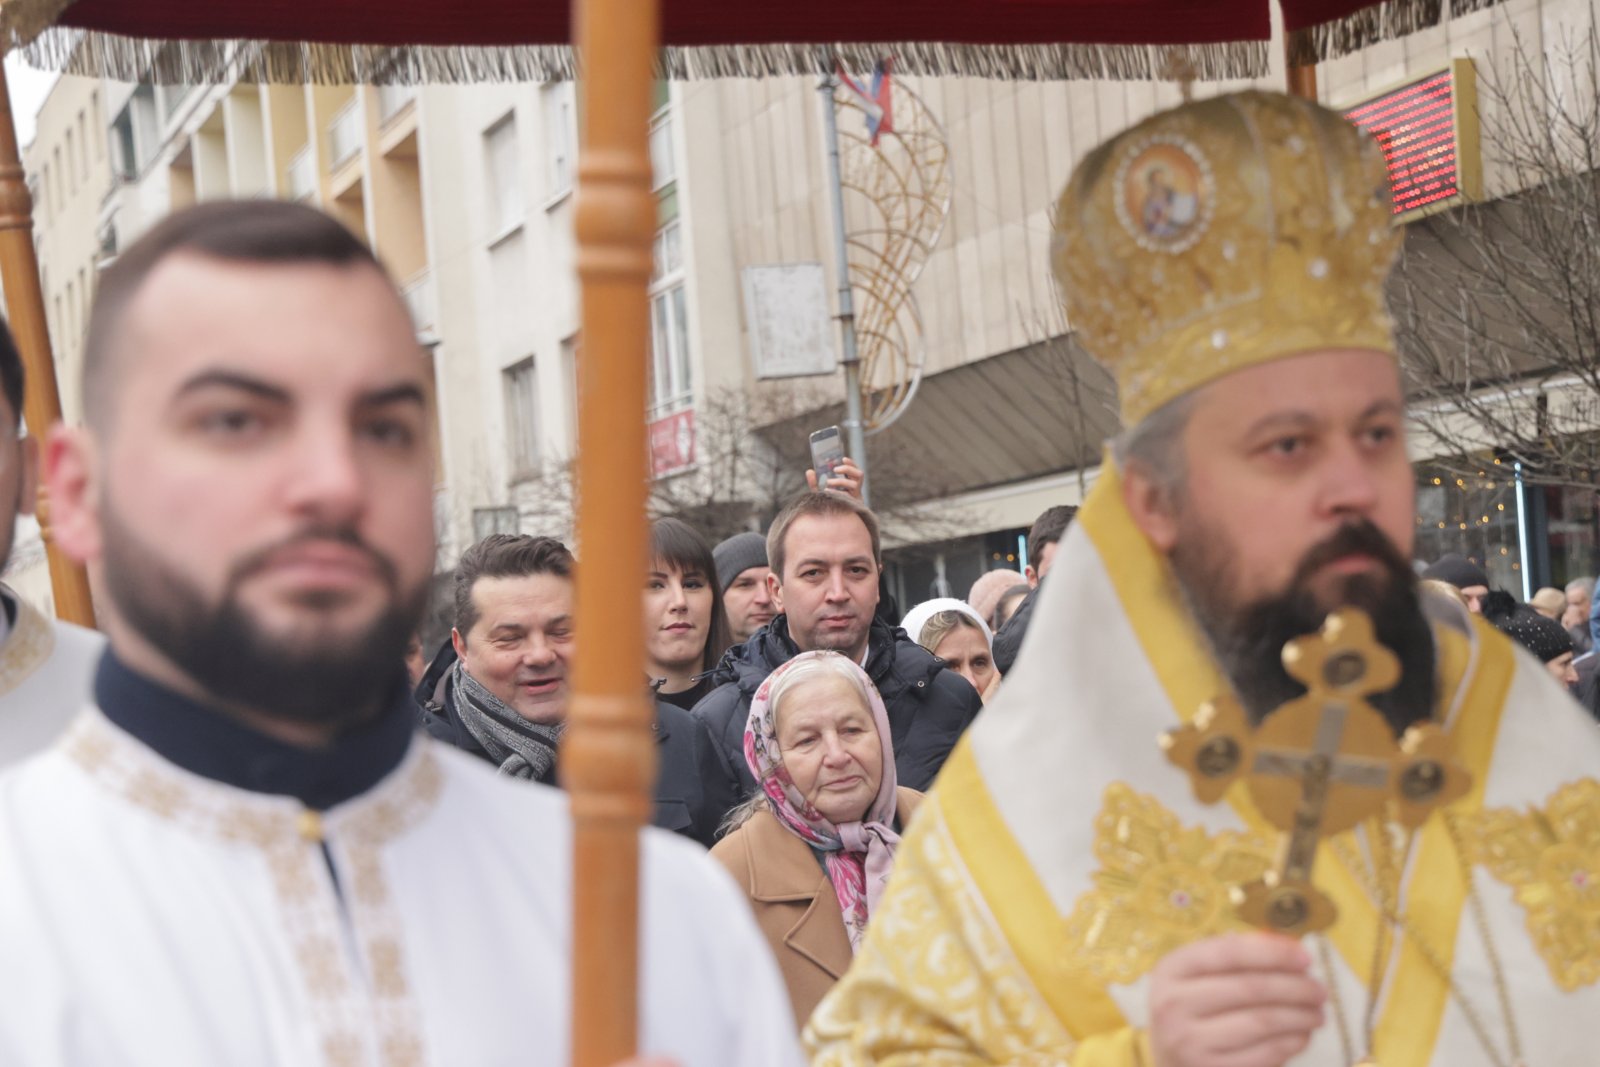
top-left (0, 0), bottom-right (1503, 84)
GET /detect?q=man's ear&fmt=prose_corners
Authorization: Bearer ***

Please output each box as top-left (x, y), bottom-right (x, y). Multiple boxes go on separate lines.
top-left (766, 569), bottom-right (784, 614)
top-left (42, 426), bottom-right (100, 564)
top-left (1120, 461), bottom-right (1181, 553)
top-left (451, 627), bottom-right (467, 660)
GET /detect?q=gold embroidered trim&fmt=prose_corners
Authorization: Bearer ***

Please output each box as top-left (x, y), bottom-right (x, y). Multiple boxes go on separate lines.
top-left (1457, 777), bottom-right (1600, 992)
top-left (0, 587), bottom-right (57, 700)
top-left (1060, 783), bottom-right (1276, 984)
top-left (65, 710), bottom-right (441, 1065)
top-left (806, 802), bottom-right (1079, 1063)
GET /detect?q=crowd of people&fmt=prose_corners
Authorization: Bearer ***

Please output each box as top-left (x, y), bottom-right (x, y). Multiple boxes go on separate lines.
top-left (1420, 552), bottom-right (1600, 712)
top-left (0, 86), bottom-right (1596, 1067)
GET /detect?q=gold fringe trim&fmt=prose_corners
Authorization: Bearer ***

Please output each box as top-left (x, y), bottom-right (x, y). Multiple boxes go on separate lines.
top-left (18, 27), bottom-right (1268, 84)
top-left (1286, 0), bottom-right (1509, 67)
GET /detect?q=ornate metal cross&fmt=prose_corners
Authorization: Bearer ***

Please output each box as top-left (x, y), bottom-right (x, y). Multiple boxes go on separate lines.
top-left (1162, 608), bottom-right (1471, 937)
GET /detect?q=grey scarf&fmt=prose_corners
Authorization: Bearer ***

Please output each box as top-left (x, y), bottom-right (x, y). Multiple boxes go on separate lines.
top-left (449, 661), bottom-right (565, 780)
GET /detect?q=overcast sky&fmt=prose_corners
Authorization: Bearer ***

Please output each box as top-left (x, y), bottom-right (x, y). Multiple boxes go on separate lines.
top-left (5, 55), bottom-right (60, 148)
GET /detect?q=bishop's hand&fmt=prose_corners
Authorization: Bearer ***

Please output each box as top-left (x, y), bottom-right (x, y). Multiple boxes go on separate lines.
top-left (1148, 933), bottom-right (1326, 1067)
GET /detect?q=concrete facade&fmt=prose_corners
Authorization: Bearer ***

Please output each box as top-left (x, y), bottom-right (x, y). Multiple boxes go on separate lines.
top-left (11, 0), bottom-right (1596, 613)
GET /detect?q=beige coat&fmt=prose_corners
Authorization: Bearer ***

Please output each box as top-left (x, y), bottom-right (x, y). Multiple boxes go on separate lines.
top-left (709, 787), bottom-right (925, 1029)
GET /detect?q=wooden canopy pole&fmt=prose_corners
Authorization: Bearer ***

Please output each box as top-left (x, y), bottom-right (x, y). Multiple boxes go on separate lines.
top-left (0, 65), bottom-right (94, 627)
top-left (565, 0), bottom-right (659, 1062)
top-left (1287, 60), bottom-right (1318, 100)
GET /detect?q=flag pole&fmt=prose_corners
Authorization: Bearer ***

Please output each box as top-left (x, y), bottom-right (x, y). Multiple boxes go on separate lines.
top-left (566, 0), bottom-right (659, 1060)
top-left (819, 71), bottom-right (870, 505)
top-left (0, 62), bottom-right (95, 627)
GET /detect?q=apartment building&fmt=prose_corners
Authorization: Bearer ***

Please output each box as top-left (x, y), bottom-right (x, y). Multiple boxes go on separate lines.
top-left (6, 73), bottom-right (115, 613)
top-left (14, 0), bottom-right (1595, 611)
top-left (91, 72), bottom-right (448, 564)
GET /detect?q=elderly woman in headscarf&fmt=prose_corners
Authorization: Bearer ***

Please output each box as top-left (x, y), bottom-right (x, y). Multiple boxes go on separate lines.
top-left (709, 650), bottom-right (922, 1028)
top-left (901, 597), bottom-right (996, 698)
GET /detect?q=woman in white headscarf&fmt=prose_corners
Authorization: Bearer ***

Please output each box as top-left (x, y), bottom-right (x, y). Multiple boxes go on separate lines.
top-left (900, 598), bottom-right (995, 698)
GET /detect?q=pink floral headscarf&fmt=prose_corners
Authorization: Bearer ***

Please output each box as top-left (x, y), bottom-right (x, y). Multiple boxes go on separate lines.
top-left (744, 650), bottom-right (900, 952)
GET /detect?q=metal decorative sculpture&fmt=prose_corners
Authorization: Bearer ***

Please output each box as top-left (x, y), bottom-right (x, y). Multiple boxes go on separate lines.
top-left (832, 78), bottom-right (951, 434)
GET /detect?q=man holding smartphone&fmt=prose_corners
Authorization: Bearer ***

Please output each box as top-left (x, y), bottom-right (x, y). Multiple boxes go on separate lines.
top-left (691, 487), bottom-right (981, 827)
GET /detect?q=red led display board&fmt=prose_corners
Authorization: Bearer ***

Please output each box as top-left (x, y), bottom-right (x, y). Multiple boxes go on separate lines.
top-left (1342, 60), bottom-right (1481, 219)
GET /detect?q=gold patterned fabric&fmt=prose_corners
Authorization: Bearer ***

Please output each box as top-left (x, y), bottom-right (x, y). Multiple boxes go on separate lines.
top-left (1051, 91), bottom-right (1401, 424)
top-left (806, 465), bottom-right (1600, 1066)
top-left (1459, 778), bottom-right (1600, 992)
top-left (1060, 784), bottom-right (1274, 985)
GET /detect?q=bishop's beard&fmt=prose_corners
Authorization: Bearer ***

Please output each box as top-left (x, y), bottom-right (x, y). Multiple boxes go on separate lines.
top-left (1170, 517), bottom-right (1436, 737)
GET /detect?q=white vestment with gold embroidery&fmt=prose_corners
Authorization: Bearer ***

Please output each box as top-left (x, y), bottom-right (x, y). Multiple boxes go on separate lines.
top-left (0, 711), bottom-right (805, 1067)
top-left (808, 468), bottom-right (1600, 1066)
top-left (0, 586), bottom-right (104, 768)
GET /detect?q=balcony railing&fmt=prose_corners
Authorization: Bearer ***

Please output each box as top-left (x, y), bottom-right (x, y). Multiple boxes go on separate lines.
top-left (328, 99), bottom-right (363, 169)
top-left (287, 146), bottom-right (316, 201)
top-left (378, 84), bottom-right (416, 124)
top-left (402, 270), bottom-right (435, 333)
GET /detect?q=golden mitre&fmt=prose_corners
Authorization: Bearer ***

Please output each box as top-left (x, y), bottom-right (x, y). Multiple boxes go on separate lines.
top-left (1051, 90), bottom-right (1403, 426)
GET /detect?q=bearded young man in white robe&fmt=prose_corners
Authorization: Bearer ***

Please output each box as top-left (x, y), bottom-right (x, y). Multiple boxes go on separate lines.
top-left (808, 91), bottom-right (1600, 1067)
top-left (0, 201), bottom-right (802, 1067)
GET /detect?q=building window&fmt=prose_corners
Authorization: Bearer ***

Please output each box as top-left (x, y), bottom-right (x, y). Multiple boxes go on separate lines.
top-left (51, 147), bottom-right (61, 209)
top-left (91, 92), bottom-right (103, 159)
top-left (484, 113), bottom-right (523, 239)
top-left (503, 356), bottom-right (541, 478)
top-left (65, 129), bottom-right (76, 195)
top-left (77, 110), bottom-right (88, 181)
top-left (649, 109), bottom-right (674, 192)
top-left (541, 82), bottom-right (576, 202)
top-left (648, 221), bottom-right (691, 416)
top-left (111, 109), bottom-right (137, 181)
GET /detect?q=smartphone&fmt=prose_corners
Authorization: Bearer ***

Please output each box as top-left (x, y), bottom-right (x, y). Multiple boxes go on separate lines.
top-left (809, 425), bottom-right (847, 486)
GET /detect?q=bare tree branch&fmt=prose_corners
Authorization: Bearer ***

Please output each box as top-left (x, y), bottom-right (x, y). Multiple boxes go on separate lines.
top-left (1396, 23), bottom-right (1600, 491)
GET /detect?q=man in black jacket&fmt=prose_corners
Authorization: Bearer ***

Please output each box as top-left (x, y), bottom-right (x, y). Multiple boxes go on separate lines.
top-left (692, 490), bottom-right (982, 827)
top-left (418, 533), bottom-right (720, 846)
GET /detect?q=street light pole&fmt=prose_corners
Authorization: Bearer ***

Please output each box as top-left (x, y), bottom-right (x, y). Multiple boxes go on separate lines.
top-left (818, 73), bottom-right (870, 505)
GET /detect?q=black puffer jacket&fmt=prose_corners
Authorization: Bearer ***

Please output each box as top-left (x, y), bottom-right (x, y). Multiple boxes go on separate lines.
top-left (690, 614), bottom-right (983, 829)
top-left (414, 643), bottom-right (722, 847)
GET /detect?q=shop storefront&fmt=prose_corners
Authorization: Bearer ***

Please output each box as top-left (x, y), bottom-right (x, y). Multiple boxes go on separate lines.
top-left (1413, 460), bottom-right (1600, 597)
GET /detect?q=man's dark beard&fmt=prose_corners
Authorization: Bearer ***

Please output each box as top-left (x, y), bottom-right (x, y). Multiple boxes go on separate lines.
top-left (102, 503), bottom-right (426, 735)
top-left (1171, 518), bottom-right (1436, 737)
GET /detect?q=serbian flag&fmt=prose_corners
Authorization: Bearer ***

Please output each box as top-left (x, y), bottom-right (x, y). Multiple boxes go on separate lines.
top-left (837, 58), bottom-right (894, 146)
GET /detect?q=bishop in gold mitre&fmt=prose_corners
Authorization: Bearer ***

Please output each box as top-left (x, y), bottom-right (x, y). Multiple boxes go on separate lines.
top-left (806, 90), bottom-right (1600, 1067)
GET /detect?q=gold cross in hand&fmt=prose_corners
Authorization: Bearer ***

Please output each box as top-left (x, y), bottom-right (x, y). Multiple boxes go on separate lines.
top-left (1161, 608), bottom-right (1471, 937)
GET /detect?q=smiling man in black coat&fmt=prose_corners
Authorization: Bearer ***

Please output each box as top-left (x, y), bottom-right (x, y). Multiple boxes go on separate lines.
top-left (691, 491), bottom-right (983, 831)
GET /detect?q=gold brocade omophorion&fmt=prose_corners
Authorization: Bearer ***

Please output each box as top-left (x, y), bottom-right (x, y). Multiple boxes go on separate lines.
top-left (1459, 778), bottom-right (1600, 992)
top-left (1061, 784), bottom-right (1275, 984)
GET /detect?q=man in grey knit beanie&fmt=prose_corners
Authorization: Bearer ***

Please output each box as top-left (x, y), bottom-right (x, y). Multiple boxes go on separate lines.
top-left (714, 531), bottom-right (775, 643)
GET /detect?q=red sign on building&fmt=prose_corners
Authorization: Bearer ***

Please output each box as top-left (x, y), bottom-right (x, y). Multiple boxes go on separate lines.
top-left (649, 408), bottom-right (696, 478)
top-left (1342, 60), bottom-right (1480, 219)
